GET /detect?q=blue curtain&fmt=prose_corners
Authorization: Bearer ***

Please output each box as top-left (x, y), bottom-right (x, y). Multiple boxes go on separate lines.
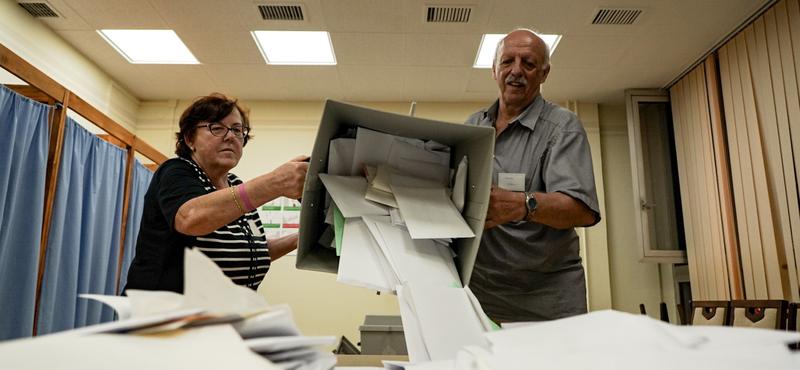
top-left (36, 117), bottom-right (127, 335)
top-left (0, 85), bottom-right (51, 340)
top-left (117, 159), bottom-right (153, 292)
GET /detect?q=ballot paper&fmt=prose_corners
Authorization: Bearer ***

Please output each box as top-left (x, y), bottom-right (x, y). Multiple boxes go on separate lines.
top-left (350, 127), bottom-right (412, 175)
top-left (337, 217), bottom-right (398, 292)
top-left (183, 247), bottom-right (269, 315)
top-left (480, 310), bottom-right (800, 370)
top-left (232, 305), bottom-right (301, 339)
top-left (351, 127), bottom-right (449, 184)
top-left (318, 174), bottom-right (389, 218)
top-left (451, 156), bottom-right (468, 213)
top-left (387, 139), bottom-right (450, 186)
top-left (7, 250), bottom-right (335, 370)
top-left (0, 324), bottom-right (278, 370)
top-left (400, 283), bottom-right (489, 362)
top-left (327, 138), bottom-right (355, 176)
top-left (362, 216), bottom-right (459, 287)
top-left (390, 177), bottom-right (474, 239)
top-left (245, 335), bottom-right (337, 353)
top-left (78, 294), bottom-right (132, 320)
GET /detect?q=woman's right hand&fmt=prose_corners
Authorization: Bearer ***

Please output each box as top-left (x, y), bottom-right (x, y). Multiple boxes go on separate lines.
top-left (272, 155), bottom-right (309, 199)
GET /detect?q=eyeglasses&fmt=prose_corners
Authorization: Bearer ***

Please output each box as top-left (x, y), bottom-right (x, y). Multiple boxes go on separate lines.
top-left (197, 122), bottom-right (250, 141)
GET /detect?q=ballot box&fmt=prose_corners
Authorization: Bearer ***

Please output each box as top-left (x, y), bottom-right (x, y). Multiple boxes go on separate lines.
top-left (359, 315), bottom-right (407, 355)
top-left (296, 99), bottom-right (494, 286)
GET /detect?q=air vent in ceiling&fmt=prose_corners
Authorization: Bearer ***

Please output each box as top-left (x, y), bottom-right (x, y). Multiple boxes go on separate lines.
top-left (258, 4), bottom-right (305, 21)
top-left (18, 1), bottom-right (60, 17)
top-left (426, 6), bottom-right (472, 23)
top-left (591, 8), bottom-right (642, 25)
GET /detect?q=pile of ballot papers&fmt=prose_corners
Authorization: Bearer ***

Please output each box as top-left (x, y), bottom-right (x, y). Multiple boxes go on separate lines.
top-left (374, 310), bottom-right (800, 370)
top-left (317, 127), bottom-right (473, 293)
top-left (0, 249), bottom-right (336, 370)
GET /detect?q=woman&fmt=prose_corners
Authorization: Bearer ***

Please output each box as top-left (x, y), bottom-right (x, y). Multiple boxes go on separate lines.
top-left (125, 93), bottom-right (308, 293)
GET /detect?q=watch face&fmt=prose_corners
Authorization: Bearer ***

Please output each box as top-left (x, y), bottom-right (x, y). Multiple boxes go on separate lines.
top-left (526, 193), bottom-right (537, 212)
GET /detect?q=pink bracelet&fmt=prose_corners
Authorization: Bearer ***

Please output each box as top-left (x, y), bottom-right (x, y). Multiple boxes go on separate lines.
top-left (237, 184), bottom-right (256, 211)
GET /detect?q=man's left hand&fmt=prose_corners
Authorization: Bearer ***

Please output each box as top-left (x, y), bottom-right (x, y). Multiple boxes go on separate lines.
top-left (485, 186), bottom-right (527, 229)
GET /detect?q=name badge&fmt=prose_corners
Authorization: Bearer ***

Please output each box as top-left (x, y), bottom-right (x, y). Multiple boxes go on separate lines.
top-left (498, 173), bottom-right (525, 191)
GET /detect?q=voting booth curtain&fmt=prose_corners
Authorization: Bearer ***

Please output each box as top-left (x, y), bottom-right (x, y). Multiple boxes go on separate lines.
top-left (36, 117), bottom-right (127, 335)
top-left (0, 85), bottom-right (51, 341)
top-left (117, 159), bottom-right (154, 292)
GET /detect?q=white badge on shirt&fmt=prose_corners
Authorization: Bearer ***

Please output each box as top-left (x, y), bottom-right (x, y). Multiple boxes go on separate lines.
top-left (247, 219), bottom-right (264, 237)
top-left (498, 173), bottom-right (526, 191)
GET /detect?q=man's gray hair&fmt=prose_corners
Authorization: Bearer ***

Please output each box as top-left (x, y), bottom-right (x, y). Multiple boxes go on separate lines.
top-left (493, 28), bottom-right (551, 68)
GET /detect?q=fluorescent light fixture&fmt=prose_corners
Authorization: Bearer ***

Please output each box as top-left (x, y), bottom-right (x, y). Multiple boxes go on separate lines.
top-left (98, 29), bottom-right (199, 64)
top-left (473, 33), bottom-right (562, 68)
top-left (251, 31), bottom-right (336, 65)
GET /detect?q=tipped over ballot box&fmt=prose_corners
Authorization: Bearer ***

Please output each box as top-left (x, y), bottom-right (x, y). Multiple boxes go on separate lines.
top-left (296, 100), bottom-right (495, 287)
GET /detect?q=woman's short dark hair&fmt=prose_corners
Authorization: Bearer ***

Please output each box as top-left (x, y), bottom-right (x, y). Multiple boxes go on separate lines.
top-left (175, 93), bottom-right (251, 158)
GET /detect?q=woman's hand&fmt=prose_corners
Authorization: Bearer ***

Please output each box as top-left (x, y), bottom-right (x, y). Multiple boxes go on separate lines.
top-left (271, 155), bottom-right (309, 199)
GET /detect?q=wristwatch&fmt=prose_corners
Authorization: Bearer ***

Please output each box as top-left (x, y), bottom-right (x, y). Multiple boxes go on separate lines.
top-left (524, 191), bottom-right (538, 218)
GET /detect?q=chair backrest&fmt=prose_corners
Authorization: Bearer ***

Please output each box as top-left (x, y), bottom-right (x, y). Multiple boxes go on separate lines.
top-left (729, 300), bottom-right (788, 330)
top-left (690, 300), bottom-right (729, 326)
top-left (788, 302), bottom-right (799, 332)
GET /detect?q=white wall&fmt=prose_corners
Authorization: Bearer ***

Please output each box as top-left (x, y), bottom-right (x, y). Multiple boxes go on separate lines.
top-left (598, 104), bottom-right (666, 319)
top-left (0, 0), bottom-right (139, 130)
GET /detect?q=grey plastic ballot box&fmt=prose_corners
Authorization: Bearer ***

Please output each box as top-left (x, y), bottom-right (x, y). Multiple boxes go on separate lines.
top-left (296, 99), bottom-right (495, 286)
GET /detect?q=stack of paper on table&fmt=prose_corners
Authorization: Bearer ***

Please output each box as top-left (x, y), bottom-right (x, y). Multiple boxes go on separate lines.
top-left (0, 249), bottom-right (335, 370)
top-left (378, 310), bottom-right (800, 370)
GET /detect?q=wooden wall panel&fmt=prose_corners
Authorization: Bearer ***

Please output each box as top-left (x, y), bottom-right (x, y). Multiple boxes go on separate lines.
top-left (670, 62), bottom-right (732, 300)
top-left (714, 0), bottom-right (800, 301)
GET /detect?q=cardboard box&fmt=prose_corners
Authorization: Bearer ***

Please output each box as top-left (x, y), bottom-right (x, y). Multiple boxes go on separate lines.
top-left (296, 100), bottom-right (494, 286)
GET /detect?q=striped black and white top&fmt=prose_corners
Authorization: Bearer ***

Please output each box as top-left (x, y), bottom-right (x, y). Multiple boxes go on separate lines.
top-left (180, 158), bottom-right (271, 289)
top-left (125, 157), bottom-right (270, 293)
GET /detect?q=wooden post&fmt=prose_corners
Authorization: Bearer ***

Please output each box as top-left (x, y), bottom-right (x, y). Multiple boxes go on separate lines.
top-left (32, 90), bottom-right (70, 336)
top-left (115, 146), bottom-right (136, 294)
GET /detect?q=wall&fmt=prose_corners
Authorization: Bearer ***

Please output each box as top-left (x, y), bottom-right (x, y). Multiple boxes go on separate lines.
top-left (598, 104), bottom-right (668, 320)
top-left (0, 0), bottom-right (139, 130)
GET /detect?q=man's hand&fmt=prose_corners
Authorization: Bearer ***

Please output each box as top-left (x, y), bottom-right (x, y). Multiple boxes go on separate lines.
top-left (485, 186), bottom-right (527, 230)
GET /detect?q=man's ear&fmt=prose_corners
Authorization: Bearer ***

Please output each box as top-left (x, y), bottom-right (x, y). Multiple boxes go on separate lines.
top-left (541, 64), bottom-right (551, 83)
top-left (492, 64), bottom-right (498, 81)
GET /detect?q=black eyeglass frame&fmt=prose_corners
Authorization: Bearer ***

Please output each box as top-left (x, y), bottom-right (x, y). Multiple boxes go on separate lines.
top-left (196, 122), bottom-right (250, 144)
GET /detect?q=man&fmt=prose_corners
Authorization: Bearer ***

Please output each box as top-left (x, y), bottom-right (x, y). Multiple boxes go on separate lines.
top-left (465, 29), bottom-right (601, 322)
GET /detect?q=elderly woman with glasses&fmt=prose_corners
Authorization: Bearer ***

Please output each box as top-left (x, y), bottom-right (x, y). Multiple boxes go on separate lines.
top-left (125, 93), bottom-right (308, 293)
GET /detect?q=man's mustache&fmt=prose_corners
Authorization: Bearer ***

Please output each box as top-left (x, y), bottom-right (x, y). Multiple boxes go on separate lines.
top-left (505, 75), bottom-right (527, 85)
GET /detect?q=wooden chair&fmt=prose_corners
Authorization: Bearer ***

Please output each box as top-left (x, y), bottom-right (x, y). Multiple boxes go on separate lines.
top-left (690, 300), bottom-right (729, 326)
top-left (729, 300), bottom-right (788, 330)
top-left (788, 302), bottom-right (799, 332)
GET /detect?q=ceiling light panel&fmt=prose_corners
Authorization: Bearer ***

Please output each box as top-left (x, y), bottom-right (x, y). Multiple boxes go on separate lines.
top-left (98, 29), bottom-right (199, 64)
top-left (473, 33), bottom-right (562, 68)
top-left (252, 31), bottom-right (336, 65)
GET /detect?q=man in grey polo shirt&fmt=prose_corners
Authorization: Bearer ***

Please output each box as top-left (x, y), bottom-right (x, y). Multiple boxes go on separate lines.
top-left (465, 29), bottom-right (601, 322)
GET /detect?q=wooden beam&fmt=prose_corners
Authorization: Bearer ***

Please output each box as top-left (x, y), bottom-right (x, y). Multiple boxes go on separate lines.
top-left (32, 90), bottom-right (70, 336)
top-left (115, 146), bottom-right (136, 295)
top-left (4, 85), bottom-right (54, 105)
top-left (98, 134), bottom-right (126, 149)
top-left (132, 136), bottom-right (168, 165)
top-left (67, 94), bottom-right (134, 145)
top-left (0, 44), bottom-right (65, 101)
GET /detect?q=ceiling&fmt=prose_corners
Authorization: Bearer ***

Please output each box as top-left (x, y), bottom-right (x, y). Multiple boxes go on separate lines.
top-left (26, 0), bottom-right (769, 103)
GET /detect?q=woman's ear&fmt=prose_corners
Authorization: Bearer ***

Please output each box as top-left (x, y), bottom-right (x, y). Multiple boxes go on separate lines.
top-left (184, 133), bottom-right (196, 152)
